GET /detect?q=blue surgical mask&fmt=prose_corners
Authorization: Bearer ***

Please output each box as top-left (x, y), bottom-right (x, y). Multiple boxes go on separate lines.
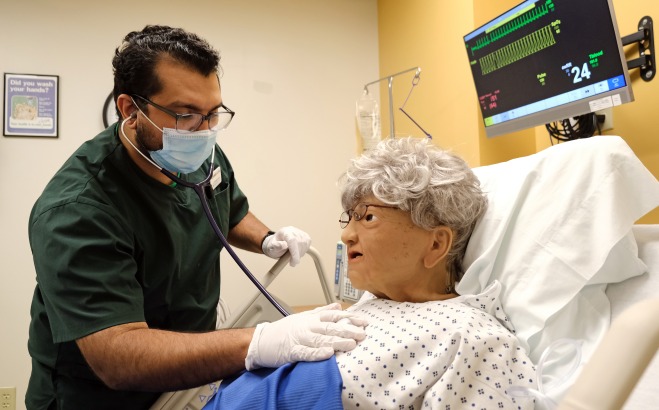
top-left (138, 107), bottom-right (218, 174)
top-left (150, 127), bottom-right (217, 174)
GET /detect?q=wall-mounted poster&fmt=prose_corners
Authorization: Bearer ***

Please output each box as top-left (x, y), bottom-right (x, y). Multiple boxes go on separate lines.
top-left (3, 73), bottom-right (59, 137)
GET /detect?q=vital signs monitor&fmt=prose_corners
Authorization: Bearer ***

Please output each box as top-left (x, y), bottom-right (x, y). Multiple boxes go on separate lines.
top-left (463, 0), bottom-right (633, 137)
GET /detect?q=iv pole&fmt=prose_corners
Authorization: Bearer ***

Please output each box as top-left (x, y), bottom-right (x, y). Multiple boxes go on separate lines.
top-left (363, 66), bottom-right (421, 139)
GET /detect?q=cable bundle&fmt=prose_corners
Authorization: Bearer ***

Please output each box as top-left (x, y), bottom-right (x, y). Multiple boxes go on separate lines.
top-left (545, 113), bottom-right (604, 144)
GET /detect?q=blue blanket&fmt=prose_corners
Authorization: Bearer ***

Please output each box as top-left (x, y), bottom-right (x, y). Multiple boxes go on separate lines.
top-left (203, 356), bottom-right (343, 409)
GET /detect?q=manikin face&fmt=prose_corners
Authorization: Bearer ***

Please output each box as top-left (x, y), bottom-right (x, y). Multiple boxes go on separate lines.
top-left (134, 59), bottom-right (223, 153)
top-left (340, 195), bottom-right (449, 302)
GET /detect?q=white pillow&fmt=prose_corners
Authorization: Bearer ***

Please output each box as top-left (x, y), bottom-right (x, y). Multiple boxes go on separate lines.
top-left (457, 136), bottom-right (659, 365)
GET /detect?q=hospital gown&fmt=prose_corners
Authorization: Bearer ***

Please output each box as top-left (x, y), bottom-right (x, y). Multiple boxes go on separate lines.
top-left (336, 281), bottom-right (536, 409)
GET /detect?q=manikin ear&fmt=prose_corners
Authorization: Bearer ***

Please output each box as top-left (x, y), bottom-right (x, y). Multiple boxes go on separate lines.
top-left (116, 94), bottom-right (139, 124)
top-left (423, 226), bottom-right (453, 269)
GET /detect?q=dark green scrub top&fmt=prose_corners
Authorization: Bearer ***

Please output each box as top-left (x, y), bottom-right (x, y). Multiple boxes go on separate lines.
top-left (26, 124), bottom-right (249, 409)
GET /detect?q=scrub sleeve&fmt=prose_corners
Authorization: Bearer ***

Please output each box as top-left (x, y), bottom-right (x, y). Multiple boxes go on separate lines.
top-left (26, 125), bottom-right (249, 409)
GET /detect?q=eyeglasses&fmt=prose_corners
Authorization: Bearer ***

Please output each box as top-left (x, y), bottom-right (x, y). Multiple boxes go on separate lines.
top-left (131, 94), bottom-right (235, 133)
top-left (339, 203), bottom-right (398, 229)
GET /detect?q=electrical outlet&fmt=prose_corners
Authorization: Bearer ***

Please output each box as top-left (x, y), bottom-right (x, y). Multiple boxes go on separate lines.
top-left (0, 387), bottom-right (16, 410)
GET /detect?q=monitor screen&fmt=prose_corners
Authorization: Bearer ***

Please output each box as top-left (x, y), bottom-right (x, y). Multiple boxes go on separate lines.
top-left (464, 0), bottom-right (633, 138)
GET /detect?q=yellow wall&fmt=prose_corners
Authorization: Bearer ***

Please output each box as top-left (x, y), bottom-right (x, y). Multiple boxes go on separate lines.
top-left (378, 0), bottom-right (659, 223)
top-left (606, 1), bottom-right (659, 223)
top-left (376, 0), bottom-right (480, 166)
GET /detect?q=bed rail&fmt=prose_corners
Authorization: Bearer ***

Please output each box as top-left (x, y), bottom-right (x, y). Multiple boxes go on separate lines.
top-left (152, 247), bottom-right (337, 410)
top-left (557, 298), bottom-right (659, 410)
top-left (221, 246), bottom-right (337, 329)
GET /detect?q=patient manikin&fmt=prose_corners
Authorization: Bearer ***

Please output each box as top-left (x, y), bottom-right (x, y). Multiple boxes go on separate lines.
top-left (205, 138), bottom-right (537, 409)
top-left (332, 138), bottom-right (536, 409)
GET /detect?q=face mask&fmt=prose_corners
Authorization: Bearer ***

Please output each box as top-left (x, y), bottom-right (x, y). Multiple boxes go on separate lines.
top-left (138, 106), bottom-right (218, 174)
top-left (149, 128), bottom-right (217, 174)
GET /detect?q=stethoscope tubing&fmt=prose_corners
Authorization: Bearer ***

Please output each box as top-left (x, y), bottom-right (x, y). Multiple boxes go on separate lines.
top-left (161, 166), bottom-right (290, 317)
top-left (118, 120), bottom-right (289, 317)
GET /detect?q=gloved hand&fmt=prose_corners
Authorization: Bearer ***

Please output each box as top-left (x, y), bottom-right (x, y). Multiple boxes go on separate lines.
top-left (245, 303), bottom-right (368, 370)
top-left (262, 226), bottom-right (312, 267)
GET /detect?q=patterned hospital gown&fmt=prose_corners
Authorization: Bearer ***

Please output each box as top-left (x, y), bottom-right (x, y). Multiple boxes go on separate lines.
top-left (335, 281), bottom-right (537, 410)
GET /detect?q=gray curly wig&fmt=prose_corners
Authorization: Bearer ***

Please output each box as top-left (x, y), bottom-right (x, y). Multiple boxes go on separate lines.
top-left (339, 137), bottom-right (487, 288)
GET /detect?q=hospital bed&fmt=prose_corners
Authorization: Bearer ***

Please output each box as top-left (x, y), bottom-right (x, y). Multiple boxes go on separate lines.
top-left (600, 225), bottom-right (659, 410)
top-left (561, 233), bottom-right (659, 410)
top-left (152, 135), bottom-right (659, 410)
top-left (216, 247), bottom-right (336, 330)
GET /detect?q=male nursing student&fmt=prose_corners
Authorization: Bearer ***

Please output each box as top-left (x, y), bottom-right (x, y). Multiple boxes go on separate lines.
top-left (26, 25), bottom-right (367, 410)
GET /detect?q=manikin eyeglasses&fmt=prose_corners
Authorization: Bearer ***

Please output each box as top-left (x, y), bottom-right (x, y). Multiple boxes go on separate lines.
top-left (339, 203), bottom-right (398, 229)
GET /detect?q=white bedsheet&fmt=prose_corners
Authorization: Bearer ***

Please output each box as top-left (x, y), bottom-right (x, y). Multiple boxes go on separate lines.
top-left (460, 136), bottom-right (658, 364)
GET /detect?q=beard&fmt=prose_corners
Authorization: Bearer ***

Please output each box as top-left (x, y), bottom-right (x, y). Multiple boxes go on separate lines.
top-left (135, 120), bottom-right (163, 154)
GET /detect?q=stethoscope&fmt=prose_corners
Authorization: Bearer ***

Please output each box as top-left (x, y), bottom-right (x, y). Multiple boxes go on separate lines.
top-left (119, 119), bottom-right (290, 317)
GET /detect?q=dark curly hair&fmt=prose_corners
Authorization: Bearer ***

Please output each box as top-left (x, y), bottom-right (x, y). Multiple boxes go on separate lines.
top-left (111, 25), bottom-right (221, 118)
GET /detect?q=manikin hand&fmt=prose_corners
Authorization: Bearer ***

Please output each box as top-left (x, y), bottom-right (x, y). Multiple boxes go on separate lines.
top-left (245, 303), bottom-right (368, 370)
top-left (262, 226), bottom-right (312, 267)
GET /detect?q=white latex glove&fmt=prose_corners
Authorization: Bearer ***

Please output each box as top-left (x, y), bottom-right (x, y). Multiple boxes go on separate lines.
top-left (245, 302), bottom-right (368, 370)
top-left (262, 226), bottom-right (312, 267)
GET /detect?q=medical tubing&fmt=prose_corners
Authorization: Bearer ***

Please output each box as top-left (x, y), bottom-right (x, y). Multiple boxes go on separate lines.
top-left (399, 107), bottom-right (432, 139)
top-left (160, 167), bottom-right (290, 318)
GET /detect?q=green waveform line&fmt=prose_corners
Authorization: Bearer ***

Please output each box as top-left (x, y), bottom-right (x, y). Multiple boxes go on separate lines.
top-left (471, 0), bottom-right (554, 56)
top-left (479, 24), bottom-right (557, 75)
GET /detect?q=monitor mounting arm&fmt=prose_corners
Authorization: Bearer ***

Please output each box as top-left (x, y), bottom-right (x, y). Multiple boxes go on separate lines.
top-left (621, 16), bottom-right (655, 82)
